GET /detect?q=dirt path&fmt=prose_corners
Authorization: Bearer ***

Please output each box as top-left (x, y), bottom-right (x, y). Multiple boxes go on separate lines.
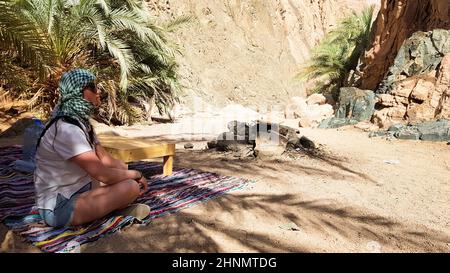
top-left (1, 125), bottom-right (450, 253)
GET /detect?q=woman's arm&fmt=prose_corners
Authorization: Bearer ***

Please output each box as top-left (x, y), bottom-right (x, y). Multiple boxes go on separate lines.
top-left (95, 143), bottom-right (128, 170)
top-left (70, 150), bottom-right (140, 185)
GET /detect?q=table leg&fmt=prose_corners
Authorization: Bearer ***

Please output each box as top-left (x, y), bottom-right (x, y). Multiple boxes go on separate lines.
top-left (163, 155), bottom-right (173, 176)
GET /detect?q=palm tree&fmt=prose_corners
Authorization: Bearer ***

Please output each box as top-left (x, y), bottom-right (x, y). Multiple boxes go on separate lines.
top-left (0, 0), bottom-right (187, 124)
top-left (297, 5), bottom-right (375, 99)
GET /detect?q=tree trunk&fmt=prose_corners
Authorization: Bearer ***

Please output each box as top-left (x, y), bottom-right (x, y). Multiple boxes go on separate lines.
top-left (358, 0), bottom-right (450, 90)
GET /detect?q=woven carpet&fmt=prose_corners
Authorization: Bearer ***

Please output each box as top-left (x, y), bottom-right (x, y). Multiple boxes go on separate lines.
top-left (0, 145), bottom-right (249, 252)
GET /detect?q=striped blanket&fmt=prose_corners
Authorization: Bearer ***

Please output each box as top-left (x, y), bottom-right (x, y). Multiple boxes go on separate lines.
top-left (0, 145), bottom-right (249, 252)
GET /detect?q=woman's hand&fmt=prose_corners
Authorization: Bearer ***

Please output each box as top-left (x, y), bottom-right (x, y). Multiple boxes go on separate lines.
top-left (134, 171), bottom-right (148, 196)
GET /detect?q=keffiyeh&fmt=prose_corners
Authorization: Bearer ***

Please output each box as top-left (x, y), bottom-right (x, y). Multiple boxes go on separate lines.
top-left (56, 68), bottom-right (96, 121)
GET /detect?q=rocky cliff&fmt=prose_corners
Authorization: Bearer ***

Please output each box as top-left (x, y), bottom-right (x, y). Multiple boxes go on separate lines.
top-left (358, 0), bottom-right (450, 91)
top-left (148, 0), bottom-right (378, 109)
top-left (373, 29), bottom-right (450, 128)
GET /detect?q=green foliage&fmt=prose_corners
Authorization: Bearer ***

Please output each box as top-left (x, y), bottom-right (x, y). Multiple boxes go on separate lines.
top-left (0, 0), bottom-right (188, 124)
top-left (297, 6), bottom-right (375, 99)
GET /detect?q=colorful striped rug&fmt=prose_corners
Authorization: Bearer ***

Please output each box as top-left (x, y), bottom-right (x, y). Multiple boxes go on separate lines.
top-left (0, 145), bottom-right (250, 252)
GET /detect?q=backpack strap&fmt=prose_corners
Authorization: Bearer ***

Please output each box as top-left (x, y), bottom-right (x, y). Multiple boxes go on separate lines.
top-left (36, 116), bottom-right (95, 149)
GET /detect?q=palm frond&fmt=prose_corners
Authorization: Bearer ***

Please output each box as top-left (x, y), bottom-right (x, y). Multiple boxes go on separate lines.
top-left (108, 8), bottom-right (170, 54)
top-left (163, 15), bottom-right (193, 32)
top-left (0, 1), bottom-right (55, 79)
top-left (0, 0), bottom-right (183, 125)
top-left (104, 36), bottom-right (135, 89)
top-left (296, 6), bottom-right (374, 96)
top-left (95, 0), bottom-right (111, 16)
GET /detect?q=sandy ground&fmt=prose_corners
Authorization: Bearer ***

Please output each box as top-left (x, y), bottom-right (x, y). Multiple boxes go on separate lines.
top-left (1, 117), bottom-right (450, 252)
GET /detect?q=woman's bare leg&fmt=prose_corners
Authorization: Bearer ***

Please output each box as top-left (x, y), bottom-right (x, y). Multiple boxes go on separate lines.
top-left (70, 179), bottom-right (140, 226)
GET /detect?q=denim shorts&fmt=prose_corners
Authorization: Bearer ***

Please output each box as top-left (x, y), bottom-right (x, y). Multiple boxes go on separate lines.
top-left (39, 182), bottom-right (92, 228)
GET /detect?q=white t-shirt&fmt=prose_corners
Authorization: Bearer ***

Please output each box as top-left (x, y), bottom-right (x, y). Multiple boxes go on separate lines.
top-left (34, 119), bottom-right (98, 210)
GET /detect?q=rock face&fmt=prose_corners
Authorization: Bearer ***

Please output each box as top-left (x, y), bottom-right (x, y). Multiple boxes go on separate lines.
top-left (372, 30), bottom-right (450, 128)
top-left (149, 0), bottom-right (378, 108)
top-left (358, 0), bottom-right (450, 91)
top-left (377, 29), bottom-right (450, 94)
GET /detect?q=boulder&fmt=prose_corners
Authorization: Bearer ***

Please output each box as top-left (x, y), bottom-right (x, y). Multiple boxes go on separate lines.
top-left (284, 97), bottom-right (308, 119)
top-left (318, 117), bottom-right (359, 129)
top-left (370, 119), bottom-right (450, 142)
top-left (387, 124), bottom-right (405, 132)
top-left (335, 87), bottom-right (376, 122)
top-left (286, 135), bottom-right (316, 150)
top-left (420, 130), bottom-right (450, 141)
top-left (306, 93), bottom-right (327, 105)
top-left (216, 132), bottom-right (255, 152)
top-left (284, 96), bottom-right (334, 127)
top-left (319, 87), bottom-right (375, 129)
top-left (299, 136), bottom-right (316, 149)
top-left (213, 120), bottom-right (302, 158)
top-left (395, 130), bottom-right (420, 140)
top-left (416, 119), bottom-right (450, 141)
top-left (298, 117), bottom-right (313, 128)
top-left (278, 124), bottom-right (300, 138)
top-left (308, 104), bottom-right (334, 122)
top-left (226, 120), bottom-right (257, 140)
top-left (354, 122), bottom-right (379, 132)
top-left (372, 108), bottom-right (391, 128)
top-left (207, 140), bottom-right (217, 149)
top-left (184, 143), bottom-right (194, 149)
top-left (368, 130), bottom-right (393, 138)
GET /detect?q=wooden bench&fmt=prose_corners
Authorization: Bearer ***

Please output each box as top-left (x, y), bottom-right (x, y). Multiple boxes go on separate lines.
top-left (97, 135), bottom-right (175, 176)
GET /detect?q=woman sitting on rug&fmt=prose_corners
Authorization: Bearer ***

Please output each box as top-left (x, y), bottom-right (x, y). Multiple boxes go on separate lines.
top-left (34, 68), bottom-right (150, 228)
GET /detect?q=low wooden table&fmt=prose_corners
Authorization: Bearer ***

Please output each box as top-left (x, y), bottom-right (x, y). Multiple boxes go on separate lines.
top-left (97, 136), bottom-right (175, 176)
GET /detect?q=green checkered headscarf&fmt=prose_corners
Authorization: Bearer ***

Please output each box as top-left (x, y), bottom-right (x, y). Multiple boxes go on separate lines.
top-left (56, 69), bottom-right (96, 121)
